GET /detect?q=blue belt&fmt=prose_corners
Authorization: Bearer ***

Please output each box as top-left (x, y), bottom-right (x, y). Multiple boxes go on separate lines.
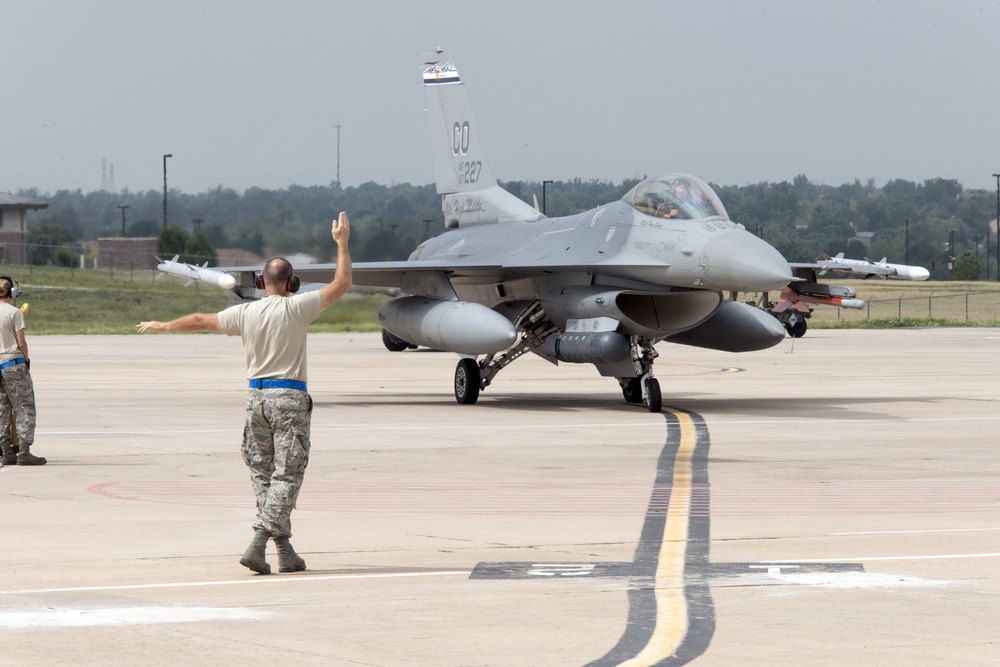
top-left (0, 358), bottom-right (25, 370)
top-left (249, 379), bottom-right (307, 391)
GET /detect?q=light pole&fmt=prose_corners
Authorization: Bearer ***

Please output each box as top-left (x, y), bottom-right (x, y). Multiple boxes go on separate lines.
top-left (163, 154), bottom-right (173, 231)
top-left (904, 218), bottom-right (909, 265)
top-left (542, 180), bottom-right (553, 215)
top-left (993, 173), bottom-right (999, 281)
top-left (117, 204), bottom-right (130, 236)
top-left (335, 124), bottom-right (342, 188)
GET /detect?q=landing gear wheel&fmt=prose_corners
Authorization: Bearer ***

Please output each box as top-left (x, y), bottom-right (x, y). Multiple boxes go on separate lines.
top-left (786, 319), bottom-right (807, 338)
top-left (644, 377), bottom-right (662, 413)
top-left (454, 358), bottom-right (481, 405)
top-left (382, 329), bottom-right (411, 352)
top-left (621, 377), bottom-right (643, 404)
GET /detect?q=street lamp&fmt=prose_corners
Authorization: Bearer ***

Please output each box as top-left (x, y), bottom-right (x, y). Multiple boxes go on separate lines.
top-left (904, 218), bottom-right (909, 265)
top-left (163, 154), bottom-right (173, 231)
top-left (542, 180), bottom-right (553, 215)
top-left (117, 204), bottom-right (130, 236)
top-left (993, 173), bottom-right (999, 281)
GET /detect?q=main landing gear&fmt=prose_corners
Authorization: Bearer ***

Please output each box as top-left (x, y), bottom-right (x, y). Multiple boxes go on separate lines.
top-left (454, 358), bottom-right (480, 405)
top-left (453, 301), bottom-right (557, 406)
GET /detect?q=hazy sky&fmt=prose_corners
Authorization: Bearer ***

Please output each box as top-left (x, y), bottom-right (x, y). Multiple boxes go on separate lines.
top-left (3, 0), bottom-right (999, 195)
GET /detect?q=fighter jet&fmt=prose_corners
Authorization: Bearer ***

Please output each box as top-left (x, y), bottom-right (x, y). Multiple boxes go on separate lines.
top-left (162, 49), bottom-right (839, 412)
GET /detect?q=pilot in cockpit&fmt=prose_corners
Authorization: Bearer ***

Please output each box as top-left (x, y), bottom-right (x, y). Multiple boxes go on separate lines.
top-left (658, 178), bottom-right (693, 219)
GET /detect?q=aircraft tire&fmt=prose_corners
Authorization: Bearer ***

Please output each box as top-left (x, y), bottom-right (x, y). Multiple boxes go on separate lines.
top-left (454, 358), bottom-right (481, 405)
top-left (786, 319), bottom-right (807, 338)
top-left (644, 377), bottom-right (662, 413)
top-left (621, 377), bottom-right (644, 404)
top-left (382, 329), bottom-right (411, 352)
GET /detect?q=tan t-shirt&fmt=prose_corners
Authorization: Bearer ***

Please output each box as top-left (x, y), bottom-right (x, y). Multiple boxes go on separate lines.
top-left (0, 302), bottom-right (25, 362)
top-left (217, 291), bottom-right (322, 382)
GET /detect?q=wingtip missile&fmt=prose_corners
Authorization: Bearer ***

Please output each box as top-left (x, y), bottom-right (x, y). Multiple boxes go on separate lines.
top-left (156, 259), bottom-right (237, 290)
top-left (816, 255), bottom-right (930, 281)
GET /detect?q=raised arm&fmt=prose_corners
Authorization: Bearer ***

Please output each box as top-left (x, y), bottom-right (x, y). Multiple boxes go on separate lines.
top-left (319, 211), bottom-right (353, 310)
top-left (137, 312), bottom-right (222, 334)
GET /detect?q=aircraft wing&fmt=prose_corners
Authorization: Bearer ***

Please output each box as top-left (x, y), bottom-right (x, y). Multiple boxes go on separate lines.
top-left (205, 257), bottom-right (679, 292)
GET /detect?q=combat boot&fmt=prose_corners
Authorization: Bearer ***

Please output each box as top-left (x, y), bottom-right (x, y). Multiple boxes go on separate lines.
top-left (274, 536), bottom-right (306, 572)
top-left (15, 444), bottom-right (45, 466)
top-left (0, 449), bottom-right (15, 466)
top-left (239, 529), bottom-right (272, 574)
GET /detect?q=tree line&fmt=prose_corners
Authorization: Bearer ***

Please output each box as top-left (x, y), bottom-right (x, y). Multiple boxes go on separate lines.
top-left (16, 174), bottom-right (999, 280)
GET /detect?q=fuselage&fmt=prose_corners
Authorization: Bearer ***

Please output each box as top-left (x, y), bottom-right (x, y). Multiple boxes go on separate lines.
top-left (412, 174), bottom-right (792, 297)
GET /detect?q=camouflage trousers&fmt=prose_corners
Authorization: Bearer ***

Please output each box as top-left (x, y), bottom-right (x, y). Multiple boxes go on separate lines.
top-left (242, 388), bottom-right (312, 538)
top-left (0, 364), bottom-right (36, 452)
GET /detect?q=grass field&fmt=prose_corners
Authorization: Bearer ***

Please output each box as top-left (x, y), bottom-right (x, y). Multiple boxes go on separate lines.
top-left (11, 265), bottom-right (1000, 335)
top-left (779, 279), bottom-right (1000, 328)
top-left (14, 265), bottom-right (391, 335)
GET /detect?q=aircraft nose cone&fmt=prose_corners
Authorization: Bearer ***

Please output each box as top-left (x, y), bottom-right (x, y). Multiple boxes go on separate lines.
top-left (700, 231), bottom-right (792, 292)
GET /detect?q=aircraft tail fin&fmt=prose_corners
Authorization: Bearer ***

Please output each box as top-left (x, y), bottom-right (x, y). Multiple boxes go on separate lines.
top-left (421, 49), bottom-right (541, 228)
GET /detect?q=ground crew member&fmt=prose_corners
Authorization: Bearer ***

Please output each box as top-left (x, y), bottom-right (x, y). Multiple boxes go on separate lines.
top-left (0, 276), bottom-right (43, 467)
top-left (137, 213), bottom-right (352, 574)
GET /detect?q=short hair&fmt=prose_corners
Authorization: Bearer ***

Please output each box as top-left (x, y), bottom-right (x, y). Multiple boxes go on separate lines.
top-left (0, 277), bottom-right (12, 299)
top-left (262, 257), bottom-right (292, 289)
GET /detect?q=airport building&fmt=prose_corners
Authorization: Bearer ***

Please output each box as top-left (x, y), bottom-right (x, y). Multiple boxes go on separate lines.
top-left (0, 192), bottom-right (48, 265)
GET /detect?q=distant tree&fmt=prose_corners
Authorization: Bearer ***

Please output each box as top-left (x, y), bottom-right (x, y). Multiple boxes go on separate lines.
top-left (185, 231), bottom-right (218, 265)
top-left (128, 219), bottom-right (161, 238)
top-left (158, 225), bottom-right (189, 257)
top-left (951, 252), bottom-right (980, 281)
top-left (28, 221), bottom-right (78, 266)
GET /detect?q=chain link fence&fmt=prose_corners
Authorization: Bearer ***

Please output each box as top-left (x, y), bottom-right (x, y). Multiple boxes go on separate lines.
top-left (809, 290), bottom-right (1000, 324)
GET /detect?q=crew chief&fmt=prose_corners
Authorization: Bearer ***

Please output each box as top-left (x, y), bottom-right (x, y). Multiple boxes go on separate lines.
top-left (137, 213), bottom-right (352, 574)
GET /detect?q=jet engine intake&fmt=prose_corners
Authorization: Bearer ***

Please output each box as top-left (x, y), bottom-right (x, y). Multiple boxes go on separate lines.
top-left (542, 331), bottom-right (630, 364)
top-left (378, 296), bottom-right (517, 355)
top-left (545, 287), bottom-right (722, 339)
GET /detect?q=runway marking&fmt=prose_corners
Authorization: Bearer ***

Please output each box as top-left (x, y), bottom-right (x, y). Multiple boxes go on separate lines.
top-left (615, 409), bottom-right (696, 666)
top-left (0, 570), bottom-right (470, 597)
top-left (835, 527), bottom-right (1000, 536)
top-left (37, 421), bottom-right (664, 437)
top-left (37, 414), bottom-right (1000, 437)
top-left (767, 552), bottom-right (1000, 564)
top-left (0, 606), bottom-right (272, 629)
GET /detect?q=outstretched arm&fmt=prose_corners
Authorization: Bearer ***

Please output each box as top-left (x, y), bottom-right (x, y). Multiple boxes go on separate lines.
top-left (137, 312), bottom-right (222, 334)
top-left (319, 211), bottom-right (353, 310)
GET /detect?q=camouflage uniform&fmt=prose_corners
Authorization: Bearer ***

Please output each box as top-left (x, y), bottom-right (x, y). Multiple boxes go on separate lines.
top-left (0, 363), bottom-right (35, 453)
top-left (242, 387), bottom-right (312, 537)
top-left (217, 289), bottom-right (323, 543)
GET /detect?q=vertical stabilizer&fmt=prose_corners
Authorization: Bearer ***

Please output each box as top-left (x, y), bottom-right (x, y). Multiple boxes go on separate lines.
top-left (421, 49), bottom-right (541, 227)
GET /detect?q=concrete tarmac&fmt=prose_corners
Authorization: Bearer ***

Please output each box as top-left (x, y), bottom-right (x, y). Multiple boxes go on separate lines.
top-left (1, 329), bottom-right (998, 666)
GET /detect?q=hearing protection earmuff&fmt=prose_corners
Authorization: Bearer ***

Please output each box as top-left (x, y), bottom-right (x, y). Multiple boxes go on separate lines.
top-left (0, 276), bottom-right (21, 300)
top-left (255, 267), bottom-right (300, 293)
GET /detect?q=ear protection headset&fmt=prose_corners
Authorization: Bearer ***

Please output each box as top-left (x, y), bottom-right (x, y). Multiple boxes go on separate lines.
top-left (0, 276), bottom-right (21, 300)
top-left (255, 263), bottom-right (300, 293)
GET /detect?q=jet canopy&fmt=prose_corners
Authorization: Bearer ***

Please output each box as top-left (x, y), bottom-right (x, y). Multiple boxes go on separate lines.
top-left (623, 173), bottom-right (729, 221)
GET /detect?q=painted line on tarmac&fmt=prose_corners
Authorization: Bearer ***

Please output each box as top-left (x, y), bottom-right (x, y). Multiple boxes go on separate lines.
top-left (835, 527), bottom-right (1000, 536)
top-left (699, 415), bottom-right (1000, 426)
top-left (37, 421), bottom-right (662, 437)
top-left (0, 570), bottom-right (470, 597)
top-left (767, 552), bottom-right (1000, 564)
top-left (0, 606), bottom-right (272, 628)
top-left (36, 414), bottom-right (1000, 438)
top-left (587, 408), bottom-right (714, 667)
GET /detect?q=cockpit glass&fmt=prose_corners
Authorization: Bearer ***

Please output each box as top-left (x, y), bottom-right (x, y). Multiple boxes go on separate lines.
top-left (623, 173), bottom-right (729, 220)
